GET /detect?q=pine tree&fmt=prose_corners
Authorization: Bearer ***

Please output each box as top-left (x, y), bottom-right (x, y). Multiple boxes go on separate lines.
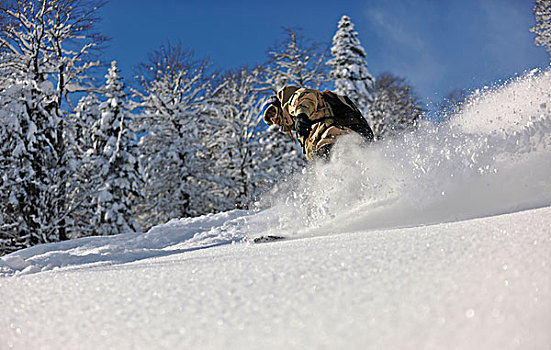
top-left (369, 72), bottom-right (423, 139)
top-left (531, 0), bottom-right (551, 59)
top-left (0, 0), bottom-right (104, 254)
top-left (65, 92), bottom-right (102, 238)
top-left (0, 73), bottom-right (48, 252)
top-left (326, 15), bottom-right (376, 115)
top-left (88, 61), bottom-right (142, 236)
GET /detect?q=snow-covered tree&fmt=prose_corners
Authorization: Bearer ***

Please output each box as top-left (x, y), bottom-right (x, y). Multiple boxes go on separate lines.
top-left (326, 15), bottom-right (376, 115)
top-left (0, 76), bottom-right (58, 252)
top-left (205, 68), bottom-right (303, 210)
top-left (263, 28), bottom-right (328, 93)
top-left (369, 72), bottom-right (423, 139)
top-left (64, 92), bottom-right (102, 238)
top-left (87, 61), bottom-right (142, 236)
top-left (133, 43), bottom-right (212, 229)
top-left (531, 0), bottom-right (551, 60)
top-left (205, 69), bottom-right (263, 210)
top-left (0, 0), bottom-right (104, 254)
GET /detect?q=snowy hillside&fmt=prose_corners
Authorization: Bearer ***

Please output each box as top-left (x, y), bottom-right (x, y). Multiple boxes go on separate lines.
top-left (1, 70), bottom-right (551, 349)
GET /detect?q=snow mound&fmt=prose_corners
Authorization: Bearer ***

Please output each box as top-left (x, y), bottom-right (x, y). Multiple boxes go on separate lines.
top-left (0, 211), bottom-right (250, 276)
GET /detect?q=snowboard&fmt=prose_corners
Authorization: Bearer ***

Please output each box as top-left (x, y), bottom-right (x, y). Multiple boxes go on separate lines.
top-left (252, 235), bottom-right (286, 243)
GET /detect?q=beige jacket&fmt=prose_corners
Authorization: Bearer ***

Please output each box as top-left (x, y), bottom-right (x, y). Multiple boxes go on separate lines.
top-left (277, 86), bottom-right (365, 160)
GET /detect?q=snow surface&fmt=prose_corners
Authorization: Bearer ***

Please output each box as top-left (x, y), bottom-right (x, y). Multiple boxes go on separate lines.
top-left (1, 70), bottom-right (551, 349)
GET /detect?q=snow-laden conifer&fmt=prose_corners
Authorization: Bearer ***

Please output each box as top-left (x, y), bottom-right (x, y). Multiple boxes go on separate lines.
top-left (327, 15), bottom-right (376, 115)
top-left (64, 92), bottom-right (102, 238)
top-left (88, 61), bottom-right (142, 236)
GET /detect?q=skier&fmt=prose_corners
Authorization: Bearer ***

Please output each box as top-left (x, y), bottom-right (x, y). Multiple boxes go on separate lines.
top-left (262, 86), bottom-right (374, 161)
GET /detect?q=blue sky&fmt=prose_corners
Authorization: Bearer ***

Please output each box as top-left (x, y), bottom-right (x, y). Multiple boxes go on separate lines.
top-left (96, 0), bottom-right (549, 106)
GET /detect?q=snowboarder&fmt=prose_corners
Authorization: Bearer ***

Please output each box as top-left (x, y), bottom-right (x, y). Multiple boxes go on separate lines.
top-left (262, 86), bottom-right (374, 161)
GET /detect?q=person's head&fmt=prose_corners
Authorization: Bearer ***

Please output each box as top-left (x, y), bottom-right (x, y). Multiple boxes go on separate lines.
top-left (262, 86), bottom-right (301, 126)
top-left (262, 95), bottom-right (282, 126)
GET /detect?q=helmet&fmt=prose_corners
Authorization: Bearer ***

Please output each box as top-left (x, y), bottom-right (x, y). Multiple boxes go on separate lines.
top-left (261, 95), bottom-right (282, 125)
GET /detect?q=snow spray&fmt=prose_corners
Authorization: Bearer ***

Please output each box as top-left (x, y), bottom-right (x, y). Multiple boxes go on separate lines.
top-left (261, 69), bottom-right (551, 237)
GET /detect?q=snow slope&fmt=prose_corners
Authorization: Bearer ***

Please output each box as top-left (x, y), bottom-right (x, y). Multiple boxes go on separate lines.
top-left (1, 69), bottom-right (551, 349)
top-left (0, 207), bottom-right (549, 350)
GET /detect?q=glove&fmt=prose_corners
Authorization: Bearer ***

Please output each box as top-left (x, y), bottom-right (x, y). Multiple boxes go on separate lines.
top-left (295, 113), bottom-right (313, 138)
